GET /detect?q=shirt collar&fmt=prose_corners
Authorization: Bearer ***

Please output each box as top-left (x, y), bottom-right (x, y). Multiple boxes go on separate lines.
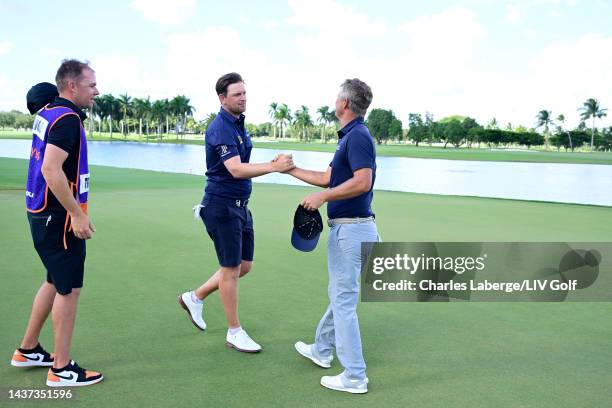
top-left (54, 97), bottom-right (87, 121)
top-left (219, 107), bottom-right (245, 126)
top-left (337, 117), bottom-right (364, 139)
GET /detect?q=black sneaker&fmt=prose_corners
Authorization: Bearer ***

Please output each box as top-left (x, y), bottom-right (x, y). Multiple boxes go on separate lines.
top-left (46, 360), bottom-right (103, 387)
top-left (11, 343), bottom-right (54, 367)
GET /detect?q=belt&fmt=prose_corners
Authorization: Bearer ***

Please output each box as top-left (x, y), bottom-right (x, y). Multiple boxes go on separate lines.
top-left (203, 195), bottom-right (249, 208)
top-left (327, 216), bottom-right (375, 227)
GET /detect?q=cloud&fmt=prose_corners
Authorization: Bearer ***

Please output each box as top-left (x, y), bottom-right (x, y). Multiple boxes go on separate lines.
top-left (91, 53), bottom-right (152, 98)
top-left (286, 0), bottom-right (387, 60)
top-left (258, 19), bottom-right (280, 30)
top-left (527, 33), bottom-right (612, 127)
top-left (399, 6), bottom-right (485, 67)
top-left (130, 0), bottom-right (196, 26)
top-left (505, 4), bottom-right (521, 24)
top-left (0, 41), bottom-right (12, 55)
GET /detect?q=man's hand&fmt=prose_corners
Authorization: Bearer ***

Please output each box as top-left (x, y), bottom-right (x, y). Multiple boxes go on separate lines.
top-left (301, 191), bottom-right (328, 211)
top-left (70, 212), bottom-right (96, 240)
top-left (271, 154), bottom-right (295, 172)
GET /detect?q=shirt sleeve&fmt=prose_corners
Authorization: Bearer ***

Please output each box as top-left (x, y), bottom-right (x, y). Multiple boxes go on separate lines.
top-left (46, 114), bottom-right (81, 153)
top-left (207, 128), bottom-right (239, 162)
top-left (346, 131), bottom-right (375, 172)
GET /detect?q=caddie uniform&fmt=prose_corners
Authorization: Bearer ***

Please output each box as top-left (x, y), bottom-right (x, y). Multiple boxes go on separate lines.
top-left (25, 97), bottom-right (89, 295)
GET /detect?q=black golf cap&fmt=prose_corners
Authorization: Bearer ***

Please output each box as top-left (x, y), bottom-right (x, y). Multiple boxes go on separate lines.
top-left (291, 205), bottom-right (323, 252)
top-left (26, 82), bottom-right (58, 114)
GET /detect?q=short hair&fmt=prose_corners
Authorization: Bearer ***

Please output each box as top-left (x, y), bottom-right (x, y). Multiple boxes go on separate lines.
top-left (216, 72), bottom-right (244, 96)
top-left (338, 78), bottom-right (373, 117)
top-left (55, 59), bottom-right (92, 92)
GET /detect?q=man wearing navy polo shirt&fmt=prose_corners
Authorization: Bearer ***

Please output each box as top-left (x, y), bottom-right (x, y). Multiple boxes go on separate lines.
top-left (179, 73), bottom-right (294, 353)
top-left (288, 79), bottom-right (379, 393)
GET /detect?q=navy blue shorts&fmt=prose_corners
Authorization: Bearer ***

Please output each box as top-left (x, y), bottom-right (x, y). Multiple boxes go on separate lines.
top-left (27, 211), bottom-right (86, 295)
top-left (200, 196), bottom-right (254, 268)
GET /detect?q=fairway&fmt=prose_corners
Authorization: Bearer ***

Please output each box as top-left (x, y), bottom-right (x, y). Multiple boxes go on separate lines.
top-left (1, 157), bottom-right (611, 407)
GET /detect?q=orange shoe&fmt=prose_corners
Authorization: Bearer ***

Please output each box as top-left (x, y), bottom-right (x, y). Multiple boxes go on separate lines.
top-left (47, 360), bottom-right (103, 387)
top-left (11, 344), bottom-right (54, 367)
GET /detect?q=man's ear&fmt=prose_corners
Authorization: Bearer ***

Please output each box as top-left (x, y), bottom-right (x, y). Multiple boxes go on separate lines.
top-left (218, 94), bottom-right (225, 105)
top-left (67, 79), bottom-right (77, 95)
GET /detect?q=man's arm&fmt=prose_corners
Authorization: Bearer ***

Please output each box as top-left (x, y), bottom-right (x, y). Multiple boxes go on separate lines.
top-left (300, 168), bottom-right (372, 211)
top-left (223, 154), bottom-right (294, 179)
top-left (287, 166), bottom-right (331, 188)
top-left (41, 144), bottom-right (95, 239)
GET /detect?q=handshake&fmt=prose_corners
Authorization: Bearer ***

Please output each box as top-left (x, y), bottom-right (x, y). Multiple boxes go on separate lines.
top-left (271, 153), bottom-right (295, 173)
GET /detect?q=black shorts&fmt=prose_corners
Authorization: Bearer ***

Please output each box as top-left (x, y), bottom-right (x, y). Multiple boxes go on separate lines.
top-left (27, 211), bottom-right (86, 295)
top-left (200, 195), bottom-right (254, 268)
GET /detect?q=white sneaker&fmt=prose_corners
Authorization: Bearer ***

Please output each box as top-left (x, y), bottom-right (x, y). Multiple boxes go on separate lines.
top-left (226, 329), bottom-right (262, 353)
top-left (294, 341), bottom-right (333, 368)
top-left (320, 372), bottom-right (369, 394)
top-left (178, 291), bottom-right (206, 331)
top-left (46, 360), bottom-right (103, 387)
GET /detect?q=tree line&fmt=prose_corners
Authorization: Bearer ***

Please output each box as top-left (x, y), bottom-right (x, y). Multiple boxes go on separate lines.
top-left (365, 98), bottom-right (610, 152)
top-left (1, 95), bottom-right (610, 151)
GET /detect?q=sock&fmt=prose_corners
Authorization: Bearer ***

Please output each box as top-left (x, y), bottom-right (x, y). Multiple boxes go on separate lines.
top-left (18, 343), bottom-right (41, 353)
top-left (51, 362), bottom-right (71, 373)
top-left (228, 326), bottom-right (242, 335)
top-left (191, 292), bottom-right (203, 304)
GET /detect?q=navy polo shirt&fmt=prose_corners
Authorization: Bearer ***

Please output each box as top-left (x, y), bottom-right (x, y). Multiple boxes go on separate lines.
top-left (204, 107), bottom-right (253, 200)
top-left (327, 117), bottom-right (377, 219)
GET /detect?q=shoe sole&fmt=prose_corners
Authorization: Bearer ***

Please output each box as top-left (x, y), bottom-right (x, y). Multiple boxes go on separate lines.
top-left (46, 376), bottom-right (104, 387)
top-left (11, 360), bottom-right (54, 367)
top-left (320, 380), bottom-right (367, 394)
top-left (178, 295), bottom-right (206, 331)
top-left (225, 342), bottom-right (261, 353)
top-left (294, 344), bottom-right (331, 368)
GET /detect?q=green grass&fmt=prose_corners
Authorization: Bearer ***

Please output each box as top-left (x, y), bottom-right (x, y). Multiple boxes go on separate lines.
top-left (1, 157), bottom-right (611, 407)
top-left (3, 129), bottom-right (611, 165)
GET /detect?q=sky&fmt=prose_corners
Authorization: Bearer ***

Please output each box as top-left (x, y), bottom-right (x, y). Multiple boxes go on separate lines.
top-left (1, 0), bottom-right (611, 129)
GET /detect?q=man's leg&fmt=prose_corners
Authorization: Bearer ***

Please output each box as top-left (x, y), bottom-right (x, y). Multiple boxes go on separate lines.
top-left (313, 227), bottom-right (340, 358)
top-left (51, 288), bottom-right (80, 369)
top-left (20, 281), bottom-right (57, 349)
top-left (329, 223), bottom-right (378, 381)
top-left (218, 265), bottom-right (241, 328)
top-left (194, 260), bottom-right (252, 301)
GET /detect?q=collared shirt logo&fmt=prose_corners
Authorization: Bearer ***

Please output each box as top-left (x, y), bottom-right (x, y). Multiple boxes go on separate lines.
top-left (220, 145), bottom-right (229, 157)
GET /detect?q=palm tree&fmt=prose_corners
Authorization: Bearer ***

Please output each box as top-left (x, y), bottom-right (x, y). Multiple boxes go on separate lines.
top-left (91, 97), bottom-right (103, 137)
top-left (536, 110), bottom-right (553, 148)
top-left (151, 99), bottom-right (168, 139)
top-left (203, 113), bottom-right (217, 131)
top-left (170, 95), bottom-right (195, 139)
top-left (294, 105), bottom-right (313, 141)
top-left (94, 94), bottom-right (118, 139)
top-left (317, 106), bottom-right (330, 143)
top-left (487, 117), bottom-right (498, 130)
top-left (118, 93), bottom-right (132, 138)
top-left (275, 104), bottom-right (292, 139)
top-left (579, 98), bottom-right (608, 151)
top-left (268, 102), bottom-right (279, 138)
top-left (556, 113), bottom-right (572, 151)
top-left (132, 97), bottom-right (152, 138)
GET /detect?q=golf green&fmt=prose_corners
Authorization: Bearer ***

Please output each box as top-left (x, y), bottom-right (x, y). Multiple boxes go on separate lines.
top-left (1, 157), bottom-right (611, 407)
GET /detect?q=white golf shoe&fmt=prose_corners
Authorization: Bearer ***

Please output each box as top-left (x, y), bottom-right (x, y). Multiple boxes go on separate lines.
top-left (178, 291), bottom-right (206, 331)
top-left (320, 371), bottom-right (369, 394)
top-left (226, 329), bottom-right (262, 353)
top-left (294, 341), bottom-right (333, 368)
